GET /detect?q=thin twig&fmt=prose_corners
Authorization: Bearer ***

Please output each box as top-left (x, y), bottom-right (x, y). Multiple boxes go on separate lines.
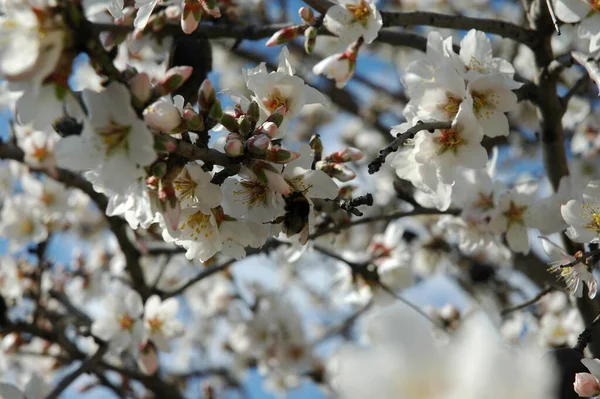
top-left (161, 259), bottom-right (236, 299)
top-left (559, 248), bottom-right (600, 269)
top-left (368, 121), bottom-right (452, 174)
top-left (545, 0), bottom-right (561, 35)
top-left (313, 300), bottom-right (373, 345)
top-left (575, 312), bottom-right (600, 353)
top-left (501, 286), bottom-right (554, 316)
top-left (46, 345), bottom-right (108, 399)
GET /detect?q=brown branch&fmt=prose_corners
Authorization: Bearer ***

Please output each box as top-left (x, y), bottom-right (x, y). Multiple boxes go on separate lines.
top-left (46, 345), bottom-right (109, 399)
top-left (309, 207), bottom-right (459, 240)
top-left (368, 121), bottom-right (452, 174)
top-left (501, 286), bottom-right (554, 316)
top-left (161, 259), bottom-right (236, 299)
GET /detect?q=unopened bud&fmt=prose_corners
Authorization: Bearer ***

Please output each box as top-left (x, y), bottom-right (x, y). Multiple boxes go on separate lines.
top-left (138, 342), bottom-right (159, 375)
top-left (129, 72), bottom-right (152, 105)
top-left (265, 147), bottom-right (300, 163)
top-left (165, 5), bottom-right (181, 20)
top-left (259, 122), bottom-right (278, 138)
top-left (574, 373), bottom-right (600, 397)
top-left (198, 79), bottom-right (216, 110)
top-left (144, 99), bottom-right (182, 133)
top-left (327, 147), bottom-right (364, 163)
top-left (201, 0), bottom-right (221, 18)
top-left (182, 0), bottom-right (202, 34)
top-left (266, 25), bottom-right (305, 47)
top-left (237, 115), bottom-right (252, 136)
top-left (310, 134), bottom-right (323, 153)
top-left (299, 7), bottom-right (315, 24)
top-left (247, 101), bottom-right (260, 122)
top-left (304, 26), bottom-right (317, 54)
top-left (151, 162), bottom-right (167, 178)
top-left (154, 135), bottom-right (177, 153)
top-left (225, 135), bottom-right (245, 157)
top-left (219, 113), bottom-right (238, 132)
top-left (155, 66), bottom-right (194, 97)
top-left (316, 161), bottom-right (356, 181)
top-left (208, 100), bottom-right (223, 121)
top-left (182, 106), bottom-right (204, 131)
top-left (247, 134), bottom-right (271, 155)
top-left (266, 112), bottom-right (284, 127)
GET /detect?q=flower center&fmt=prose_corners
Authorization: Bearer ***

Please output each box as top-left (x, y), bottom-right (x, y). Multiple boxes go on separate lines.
top-left (147, 317), bottom-right (164, 333)
top-left (234, 180), bottom-right (269, 208)
top-left (118, 314), bottom-right (134, 331)
top-left (40, 191), bottom-right (55, 206)
top-left (31, 145), bottom-right (50, 162)
top-left (503, 200), bottom-right (527, 225)
top-left (97, 120), bottom-right (131, 156)
top-left (438, 93), bottom-right (462, 119)
top-left (173, 169), bottom-right (197, 201)
top-left (264, 89), bottom-right (288, 114)
top-left (436, 128), bottom-right (465, 154)
top-left (584, 211), bottom-right (600, 233)
top-left (180, 210), bottom-right (213, 240)
top-left (20, 219), bottom-right (34, 235)
top-left (466, 56), bottom-right (485, 73)
top-left (590, 0), bottom-right (600, 12)
top-left (346, 1), bottom-right (371, 26)
top-left (471, 89), bottom-right (497, 119)
top-left (472, 192), bottom-right (494, 210)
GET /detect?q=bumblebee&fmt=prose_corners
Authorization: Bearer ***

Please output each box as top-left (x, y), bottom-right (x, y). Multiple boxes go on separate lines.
top-left (273, 192), bottom-right (311, 244)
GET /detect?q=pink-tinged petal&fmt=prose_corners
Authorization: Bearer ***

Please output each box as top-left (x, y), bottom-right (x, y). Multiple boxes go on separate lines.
top-left (574, 372), bottom-right (600, 397)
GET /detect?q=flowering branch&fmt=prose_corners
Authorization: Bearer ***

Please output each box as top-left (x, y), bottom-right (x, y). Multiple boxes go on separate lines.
top-left (368, 121), bottom-right (452, 174)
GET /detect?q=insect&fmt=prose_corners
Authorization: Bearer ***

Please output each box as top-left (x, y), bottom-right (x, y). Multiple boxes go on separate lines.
top-left (271, 191), bottom-right (311, 244)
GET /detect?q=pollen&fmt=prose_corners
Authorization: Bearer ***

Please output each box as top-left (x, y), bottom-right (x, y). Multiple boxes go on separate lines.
top-left (97, 120), bottom-right (131, 156)
top-left (264, 89), bottom-right (288, 114)
top-left (471, 90), bottom-right (497, 119)
top-left (466, 57), bottom-right (485, 73)
top-left (503, 200), bottom-right (527, 225)
top-left (31, 145), bottom-right (50, 162)
top-left (234, 180), bottom-right (269, 208)
top-left (173, 169), bottom-right (197, 201)
top-left (346, 1), bottom-right (371, 26)
top-left (180, 211), bottom-right (213, 240)
top-left (438, 93), bottom-right (462, 119)
top-left (436, 128), bottom-right (465, 154)
top-left (118, 314), bottom-right (134, 331)
top-left (147, 317), bottom-right (164, 333)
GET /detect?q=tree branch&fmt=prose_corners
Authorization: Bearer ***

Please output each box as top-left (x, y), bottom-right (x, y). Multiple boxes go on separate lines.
top-left (501, 286), bottom-right (553, 316)
top-left (368, 121), bottom-right (452, 174)
top-left (46, 345), bottom-right (108, 399)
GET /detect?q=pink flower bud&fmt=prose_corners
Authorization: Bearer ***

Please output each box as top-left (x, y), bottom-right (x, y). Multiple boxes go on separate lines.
top-left (299, 7), bottom-right (315, 24)
top-left (181, 6), bottom-right (201, 34)
top-left (201, 0), bottom-right (221, 18)
top-left (574, 373), bottom-right (600, 397)
top-left (327, 147), bottom-right (364, 163)
top-left (129, 73), bottom-right (152, 104)
top-left (156, 66), bottom-right (193, 96)
top-left (316, 161), bottom-right (356, 182)
top-left (165, 5), bottom-right (181, 19)
top-left (247, 134), bottom-right (271, 155)
top-left (225, 136), bottom-right (244, 157)
top-left (138, 342), bottom-right (159, 375)
top-left (183, 106), bottom-right (204, 130)
top-left (198, 79), bottom-right (215, 110)
top-left (144, 99), bottom-right (182, 133)
top-left (265, 147), bottom-right (300, 164)
top-left (260, 122), bottom-right (278, 138)
top-left (266, 26), bottom-right (304, 47)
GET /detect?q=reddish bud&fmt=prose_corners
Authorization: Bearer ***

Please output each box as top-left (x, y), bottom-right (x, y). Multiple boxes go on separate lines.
top-left (299, 7), bottom-right (315, 25)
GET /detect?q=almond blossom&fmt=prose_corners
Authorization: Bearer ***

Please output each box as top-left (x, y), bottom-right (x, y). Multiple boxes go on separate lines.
top-left (0, 195), bottom-right (48, 253)
top-left (244, 47), bottom-right (328, 138)
top-left (561, 180), bottom-right (600, 243)
top-left (553, 0), bottom-right (600, 53)
top-left (541, 236), bottom-right (598, 299)
top-left (144, 295), bottom-right (184, 352)
top-left (323, 0), bottom-right (382, 44)
top-left (55, 82), bottom-right (157, 194)
top-left (91, 286), bottom-right (145, 353)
